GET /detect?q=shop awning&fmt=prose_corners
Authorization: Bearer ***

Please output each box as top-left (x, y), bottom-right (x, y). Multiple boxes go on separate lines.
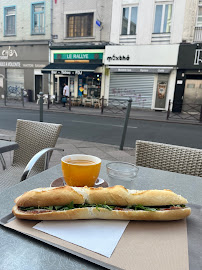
top-left (107, 66), bottom-right (174, 74)
top-left (41, 63), bottom-right (103, 74)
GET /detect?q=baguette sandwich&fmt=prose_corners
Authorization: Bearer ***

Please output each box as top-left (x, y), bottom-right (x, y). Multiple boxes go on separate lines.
top-left (12, 185), bottom-right (191, 221)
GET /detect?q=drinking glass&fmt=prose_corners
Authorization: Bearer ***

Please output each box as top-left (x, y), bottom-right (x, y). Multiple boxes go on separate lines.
top-left (106, 162), bottom-right (139, 189)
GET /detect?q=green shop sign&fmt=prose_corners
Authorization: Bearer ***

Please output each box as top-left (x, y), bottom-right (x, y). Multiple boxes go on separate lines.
top-left (54, 52), bottom-right (103, 60)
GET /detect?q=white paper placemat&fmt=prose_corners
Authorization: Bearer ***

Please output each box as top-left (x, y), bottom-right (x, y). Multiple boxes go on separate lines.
top-left (34, 219), bottom-right (129, 257)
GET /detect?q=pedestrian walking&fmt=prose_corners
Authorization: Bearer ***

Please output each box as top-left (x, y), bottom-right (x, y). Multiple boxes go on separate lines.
top-left (62, 83), bottom-right (69, 107)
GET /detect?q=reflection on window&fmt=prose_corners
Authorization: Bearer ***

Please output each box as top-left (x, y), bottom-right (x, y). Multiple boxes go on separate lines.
top-left (197, 6), bottom-right (202, 26)
top-left (122, 8), bottom-right (129, 35)
top-left (32, 2), bottom-right (45, 34)
top-left (4, 6), bottom-right (16, 36)
top-left (67, 13), bottom-right (93, 37)
top-left (154, 4), bottom-right (172, 33)
top-left (130, 7), bottom-right (138, 35)
top-left (121, 6), bottom-right (138, 35)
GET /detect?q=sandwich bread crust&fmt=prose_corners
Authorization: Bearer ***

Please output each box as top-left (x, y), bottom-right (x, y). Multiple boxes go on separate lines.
top-left (15, 185), bottom-right (188, 207)
top-left (15, 186), bottom-right (85, 207)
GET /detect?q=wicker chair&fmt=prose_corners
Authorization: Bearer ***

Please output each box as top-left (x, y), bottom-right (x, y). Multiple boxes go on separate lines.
top-left (0, 119), bottom-right (63, 191)
top-left (135, 140), bottom-right (202, 177)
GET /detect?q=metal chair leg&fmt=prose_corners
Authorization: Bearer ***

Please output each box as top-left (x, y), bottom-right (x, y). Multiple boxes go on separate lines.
top-left (44, 151), bottom-right (51, 170)
top-left (0, 154), bottom-right (6, 170)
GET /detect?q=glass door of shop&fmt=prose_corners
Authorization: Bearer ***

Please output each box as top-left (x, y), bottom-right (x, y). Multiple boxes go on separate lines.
top-left (59, 77), bottom-right (68, 102)
top-left (183, 80), bottom-right (202, 112)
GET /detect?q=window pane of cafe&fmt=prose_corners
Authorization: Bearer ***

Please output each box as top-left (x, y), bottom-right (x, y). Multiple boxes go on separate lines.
top-left (5, 7), bottom-right (16, 35)
top-left (67, 13), bottom-right (93, 37)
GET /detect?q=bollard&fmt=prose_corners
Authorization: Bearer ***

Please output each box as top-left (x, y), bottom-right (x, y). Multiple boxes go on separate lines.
top-left (21, 88), bottom-right (24, 107)
top-left (39, 92), bottom-right (44, 122)
top-left (119, 98), bottom-right (132, 150)
top-left (47, 94), bottom-right (50, 109)
top-left (167, 99), bottom-right (171, 120)
top-left (4, 88), bottom-right (6, 106)
top-left (69, 92), bottom-right (71, 111)
top-left (101, 96), bottom-right (104, 114)
top-left (200, 105), bottom-right (202, 123)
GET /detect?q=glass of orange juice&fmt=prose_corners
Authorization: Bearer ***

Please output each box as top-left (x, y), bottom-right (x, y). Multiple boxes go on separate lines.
top-left (61, 154), bottom-right (101, 187)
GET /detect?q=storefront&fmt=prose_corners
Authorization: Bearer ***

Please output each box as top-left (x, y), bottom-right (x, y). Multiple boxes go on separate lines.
top-left (42, 48), bottom-right (104, 104)
top-left (104, 45), bottom-right (179, 110)
top-left (173, 43), bottom-right (202, 112)
top-left (0, 43), bottom-right (49, 101)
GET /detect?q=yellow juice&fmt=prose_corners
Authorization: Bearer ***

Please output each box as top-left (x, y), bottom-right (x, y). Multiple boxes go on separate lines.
top-left (61, 156), bottom-right (101, 187)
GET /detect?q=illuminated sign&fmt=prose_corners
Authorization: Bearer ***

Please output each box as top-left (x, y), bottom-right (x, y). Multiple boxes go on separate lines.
top-left (54, 52), bottom-right (103, 62)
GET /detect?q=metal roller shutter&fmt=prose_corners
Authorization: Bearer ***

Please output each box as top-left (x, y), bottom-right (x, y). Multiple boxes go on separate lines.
top-left (7, 69), bottom-right (24, 98)
top-left (109, 72), bottom-right (154, 108)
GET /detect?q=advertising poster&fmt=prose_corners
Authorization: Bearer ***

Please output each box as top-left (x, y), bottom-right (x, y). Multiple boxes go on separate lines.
top-left (155, 75), bottom-right (169, 109)
top-left (78, 77), bottom-right (83, 96)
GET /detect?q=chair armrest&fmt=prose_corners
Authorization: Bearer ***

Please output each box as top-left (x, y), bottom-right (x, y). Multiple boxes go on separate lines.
top-left (20, 147), bottom-right (64, 181)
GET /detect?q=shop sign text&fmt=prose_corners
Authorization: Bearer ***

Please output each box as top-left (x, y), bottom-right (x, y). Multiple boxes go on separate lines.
top-left (75, 70), bottom-right (82, 75)
top-left (0, 46), bottom-right (18, 60)
top-left (0, 61), bottom-right (20, 67)
top-left (0, 62), bottom-right (46, 68)
top-left (54, 53), bottom-right (103, 61)
top-left (107, 54), bottom-right (130, 62)
top-left (194, 49), bottom-right (202, 65)
top-left (111, 68), bottom-right (171, 73)
top-left (52, 70), bottom-right (75, 75)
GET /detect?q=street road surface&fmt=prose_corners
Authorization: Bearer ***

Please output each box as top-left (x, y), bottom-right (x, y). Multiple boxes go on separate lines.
top-left (0, 107), bottom-right (201, 149)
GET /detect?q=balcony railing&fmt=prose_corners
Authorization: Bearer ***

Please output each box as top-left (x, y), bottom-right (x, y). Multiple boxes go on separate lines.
top-left (194, 27), bottom-right (202, 42)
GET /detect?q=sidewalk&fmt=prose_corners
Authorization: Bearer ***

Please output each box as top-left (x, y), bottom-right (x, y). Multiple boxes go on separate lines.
top-left (0, 128), bottom-right (136, 175)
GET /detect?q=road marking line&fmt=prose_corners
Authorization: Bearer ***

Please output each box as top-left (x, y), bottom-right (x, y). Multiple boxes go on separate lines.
top-left (72, 120), bottom-right (138, 129)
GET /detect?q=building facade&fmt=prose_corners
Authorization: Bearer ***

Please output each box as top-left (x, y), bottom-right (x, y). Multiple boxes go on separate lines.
top-left (104, 44), bottom-right (178, 110)
top-left (1, 0), bottom-right (201, 110)
top-left (173, 0), bottom-right (202, 111)
top-left (42, 0), bottom-right (113, 103)
top-left (0, 0), bottom-right (51, 100)
top-left (102, 0), bottom-right (188, 110)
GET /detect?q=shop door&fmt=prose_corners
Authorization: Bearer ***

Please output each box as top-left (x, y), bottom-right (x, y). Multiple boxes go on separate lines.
top-left (59, 77), bottom-right (68, 102)
top-left (35, 75), bottom-right (42, 100)
top-left (183, 80), bottom-right (202, 111)
top-left (109, 73), bottom-right (154, 108)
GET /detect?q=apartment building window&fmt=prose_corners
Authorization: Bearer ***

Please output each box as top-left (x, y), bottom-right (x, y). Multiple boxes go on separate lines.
top-left (121, 6), bottom-right (138, 35)
top-left (32, 2), bottom-right (45, 34)
top-left (66, 13), bottom-right (93, 38)
top-left (153, 4), bottom-right (172, 33)
top-left (4, 6), bottom-right (16, 36)
top-left (196, 5), bottom-right (202, 26)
